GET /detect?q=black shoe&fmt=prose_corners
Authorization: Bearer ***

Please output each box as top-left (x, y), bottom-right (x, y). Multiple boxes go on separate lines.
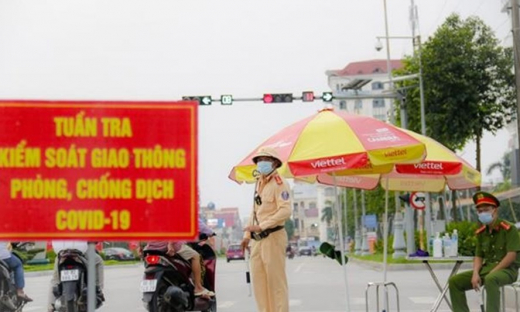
top-left (17, 294), bottom-right (33, 302)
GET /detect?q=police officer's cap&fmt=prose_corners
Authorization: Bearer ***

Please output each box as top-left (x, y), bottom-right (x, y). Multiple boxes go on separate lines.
top-left (472, 191), bottom-right (500, 208)
top-left (252, 146), bottom-right (282, 168)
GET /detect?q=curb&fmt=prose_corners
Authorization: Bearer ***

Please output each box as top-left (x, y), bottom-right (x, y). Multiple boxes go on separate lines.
top-left (26, 262), bottom-right (142, 277)
top-left (350, 257), bottom-right (473, 271)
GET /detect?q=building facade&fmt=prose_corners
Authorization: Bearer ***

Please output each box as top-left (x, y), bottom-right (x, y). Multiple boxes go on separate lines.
top-left (200, 204), bottom-right (242, 250)
top-left (325, 59), bottom-right (403, 121)
top-left (292, 182), bottom-right (340, 245)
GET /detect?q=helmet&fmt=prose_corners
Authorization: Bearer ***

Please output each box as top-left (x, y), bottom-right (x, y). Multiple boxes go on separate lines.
top-left (252, 146), bottom-right (282, 168)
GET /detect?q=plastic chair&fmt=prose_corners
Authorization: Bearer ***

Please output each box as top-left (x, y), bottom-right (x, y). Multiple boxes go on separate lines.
top-left (510, 281), bottom-right (520, 312)
top-left (480, 285), bottom-right (506, 312)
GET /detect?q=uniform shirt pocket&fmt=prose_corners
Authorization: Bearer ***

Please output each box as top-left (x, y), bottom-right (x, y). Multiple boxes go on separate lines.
top-left (261, 189), bottom-right (276, 204)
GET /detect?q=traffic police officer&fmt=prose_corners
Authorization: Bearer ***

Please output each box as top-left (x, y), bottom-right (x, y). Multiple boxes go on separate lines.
top-left (448, 191), bottom-right (520, 312)
top-left (241, 146), bottom-right (291, 312)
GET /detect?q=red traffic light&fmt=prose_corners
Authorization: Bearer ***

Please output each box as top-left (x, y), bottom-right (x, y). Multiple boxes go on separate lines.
top-left (263, 94), bottom-right (274, 103)
top-left (263, 93), bottom-right (293, 104)
top-left (302, 91), bottom-right (315, 102)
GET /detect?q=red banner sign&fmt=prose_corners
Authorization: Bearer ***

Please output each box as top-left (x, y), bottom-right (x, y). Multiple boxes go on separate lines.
top-left (0, 100), bottom-right (198, 240)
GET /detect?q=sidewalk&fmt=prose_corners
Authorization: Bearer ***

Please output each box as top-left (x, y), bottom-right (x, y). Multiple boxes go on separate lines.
top-left (349, 257), bottom-right (474, 271)
top-left (25, 262), bottom-right (142, 277)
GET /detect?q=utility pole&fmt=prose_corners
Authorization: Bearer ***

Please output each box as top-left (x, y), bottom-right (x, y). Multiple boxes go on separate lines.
top-left (410, 0), bottom-right (432, 250)
top-left (512, 0), bottom-right (520, 187)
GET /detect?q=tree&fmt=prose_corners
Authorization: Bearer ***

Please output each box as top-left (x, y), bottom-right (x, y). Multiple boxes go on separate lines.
top-left (395, 14), bottom-right (516, 173)
top-left (486, 151), bottom-right (512, 182)
top-left (321, 203), bottom-right (334, 226)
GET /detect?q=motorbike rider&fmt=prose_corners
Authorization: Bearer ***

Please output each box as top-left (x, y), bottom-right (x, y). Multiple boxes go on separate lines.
top-left (47, 240), bottom-right (104, 312)
top-left (0, 242), bottom-right (33, 304)
top-left (142, 218), bottom-right (216, 297)
top-left (285, 245), bottom-right (293, 255)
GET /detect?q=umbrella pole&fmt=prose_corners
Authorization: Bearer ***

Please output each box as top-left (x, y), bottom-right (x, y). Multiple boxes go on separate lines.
top-left (333, 174), bottom-right (351, 312)
top-left (383, 177), bottom-right (389, 283)
top-left (383, 176), bottom-right (390, 312)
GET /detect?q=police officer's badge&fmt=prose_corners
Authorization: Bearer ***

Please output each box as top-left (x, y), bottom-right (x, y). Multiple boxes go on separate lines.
top-left (281, 191), bottom-right (289, 200)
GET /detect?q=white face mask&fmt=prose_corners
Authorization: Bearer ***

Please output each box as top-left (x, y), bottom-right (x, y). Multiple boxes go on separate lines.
top-left (256, 161), bottom-right (274, 175)
top-left (478, 212), bottom-right (494, 225)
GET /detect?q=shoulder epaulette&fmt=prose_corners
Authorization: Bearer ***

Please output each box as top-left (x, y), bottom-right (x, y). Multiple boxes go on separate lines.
top-left (475, 225), bottom-right (486, 234)
top-left (274, 175), bottom-right (283, 185)
top-left (500, 221), bottom-right (511, 230)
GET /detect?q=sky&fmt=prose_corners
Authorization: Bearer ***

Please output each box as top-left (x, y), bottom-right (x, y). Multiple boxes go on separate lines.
top-left (0, 0), bottom-right (515, 219)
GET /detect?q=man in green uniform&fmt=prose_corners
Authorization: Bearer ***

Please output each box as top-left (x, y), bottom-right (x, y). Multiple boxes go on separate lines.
top-left (448, 191), bottom-right (520, 312)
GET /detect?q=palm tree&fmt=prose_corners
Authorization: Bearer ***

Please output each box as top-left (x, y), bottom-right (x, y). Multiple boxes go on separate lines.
top-left (321, 200), bottom-right (337, 241)
top-left (321, 200), bottom-right (334, 226)
top-left (486, 152), bottom-right (512, 191)
top-left (486, 152), bottom-right (511, 181)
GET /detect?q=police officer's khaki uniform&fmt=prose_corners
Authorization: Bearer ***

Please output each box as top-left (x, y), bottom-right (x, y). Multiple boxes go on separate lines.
top-left (245, 171), bottom-right (291, 312)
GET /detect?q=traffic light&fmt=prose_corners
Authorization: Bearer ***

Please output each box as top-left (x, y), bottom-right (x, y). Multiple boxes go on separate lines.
top-left (220, 95), bottom-right (233, 105)
top-left (322, 92), bottom-right (333, 102)
top-left (302, 91), bottom-right (315, 102)
top-left (263, 93), bottom-right (293, 104)
top-left (182, 96), bottom-right (212, 105)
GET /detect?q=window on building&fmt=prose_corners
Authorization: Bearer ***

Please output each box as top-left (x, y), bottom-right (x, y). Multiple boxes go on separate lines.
top-left (309, 202), bottom-right (317, 209)
top-left (354, 100), bottom-right (363, 110)
top-left (324, 187), bottom-right (334, 196)
top-left (372, 81), bottom-right (384, 90)
top-left (373, 99), bottom-right (385, 108)
top-left (339, 100), bottom-right (346, 110)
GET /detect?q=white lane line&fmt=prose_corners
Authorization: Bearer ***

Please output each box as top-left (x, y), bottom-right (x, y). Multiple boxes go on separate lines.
top-left (294, 262), bottom-right (305, 273)
top-left (289, 299), bottom-right (302, 306)
top-left (409, 296), bottom-right (436, 304)
top-left (350, 297), bottom-right (367, 305)
top-left (218, 301), bottom-right (235, 308)
top-left (22, 307), bottom-right (43, 312)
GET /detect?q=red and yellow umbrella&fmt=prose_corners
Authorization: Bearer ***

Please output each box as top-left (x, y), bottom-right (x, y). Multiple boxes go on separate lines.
top-left (317, 128), bottom-right (481, 192)
top-left (229, 108), bottom-right (426, 183)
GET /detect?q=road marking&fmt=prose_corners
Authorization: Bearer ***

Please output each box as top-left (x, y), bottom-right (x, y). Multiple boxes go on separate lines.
top-left (350, 297), bottom-right (366, 304)
top-left (409, 296), bottom-right (436, 304)
top-left (218, 301), bottom-right (235, 308)
top-left (289, 299), bottom-right (301, 306)
top-left (294, 262), bottom-right (305, 273)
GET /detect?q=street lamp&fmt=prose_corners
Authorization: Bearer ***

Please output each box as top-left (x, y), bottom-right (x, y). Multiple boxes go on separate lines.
top-left (375, 35), bottom-right (426, 134)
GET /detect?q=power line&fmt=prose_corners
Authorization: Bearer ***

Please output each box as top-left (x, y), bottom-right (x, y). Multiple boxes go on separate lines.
top-left (494, 16), bottom-right (511, 34)
top-left (427, 0), bottom-right (449, 35)
top-left (470, 0), bottom-right (486, 16)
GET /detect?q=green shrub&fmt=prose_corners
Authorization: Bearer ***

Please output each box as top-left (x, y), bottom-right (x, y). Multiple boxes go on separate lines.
top-left (375, 235), bottom-right (394, 254)
top-left (46, 250), bottom-right (56, 264)
top-left (413, 230), bottom-right (428, 251)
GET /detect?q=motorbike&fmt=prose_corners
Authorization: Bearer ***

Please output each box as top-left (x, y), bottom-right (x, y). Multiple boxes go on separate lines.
top-left (50, 249), bottom-right (103, 312)
top-left (141, 236), bottom-right (217, 312)
top-left (0, 255), bottom-right (28, 312)
top-left (286, 248), bottom-right (294, 259)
